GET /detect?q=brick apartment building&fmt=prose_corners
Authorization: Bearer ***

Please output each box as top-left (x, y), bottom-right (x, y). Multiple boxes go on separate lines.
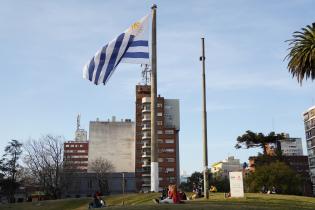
top-left (135, 85), bottom-right (180, 192)
top-left (64, 115), bottom-right (89, 172)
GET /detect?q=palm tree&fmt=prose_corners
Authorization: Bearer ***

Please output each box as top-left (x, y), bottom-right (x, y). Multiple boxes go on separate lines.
top-left (285, 23), bottom-right (315, 84)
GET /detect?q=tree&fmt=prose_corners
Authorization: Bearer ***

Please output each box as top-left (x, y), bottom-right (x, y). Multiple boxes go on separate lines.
top-left (209, 173), bottom-right (230, 193)
top-left (285, 23), bottom-right (315, 84)
top-left (0, 139), bottom-right (23, 203)
top-left (245, 161), bottom-right (302, 195)
top-left (23, 135), bottom-right (64, 199)
top-left (90, 157), bottom-right (114, 195)
top-left (235, 131), bottom-right (285, 155)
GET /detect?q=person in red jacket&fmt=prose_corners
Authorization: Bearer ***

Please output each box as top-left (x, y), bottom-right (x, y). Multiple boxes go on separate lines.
top-left (153, 185), bottom-right (181, 204)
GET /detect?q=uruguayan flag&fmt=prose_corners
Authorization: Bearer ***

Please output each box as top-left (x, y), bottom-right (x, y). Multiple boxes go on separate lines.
top-left (83, 15), bottom-right (150, 85)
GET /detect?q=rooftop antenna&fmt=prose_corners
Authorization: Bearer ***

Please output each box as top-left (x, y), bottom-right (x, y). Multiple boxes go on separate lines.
top-left (141, 64), bottom-right (151, 85)
top-left (77, 113), bottom-right (81, 130)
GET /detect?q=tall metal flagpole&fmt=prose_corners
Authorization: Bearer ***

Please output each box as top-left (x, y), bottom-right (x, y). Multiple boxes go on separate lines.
top-left (150, 4), bottom-right (159, 192)
top-left (200, 37), bottom-right (209, 199)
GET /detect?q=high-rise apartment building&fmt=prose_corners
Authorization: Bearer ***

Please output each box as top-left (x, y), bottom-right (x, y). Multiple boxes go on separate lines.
top-left (135, 85), bottom-right (180, 192)
top-left (64, 115), bottom-right (89, 172)
top-left (303, 106), bottom-right (315, 194)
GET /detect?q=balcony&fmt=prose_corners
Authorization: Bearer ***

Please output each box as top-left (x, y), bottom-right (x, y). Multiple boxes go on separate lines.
top-left (142, 178), bottom-right (150, 182)
top-left (142, 97), bottom-right (151, 104)
top-left (142, 106), bottom-right (151, 113)
top-left (142, 152), bottom-right (151, 158)
top-left (142, 124), bottom-right (151, 131)
top-left (142, 114), bottom-right (150, 122)
top-left (142, 132), bottom-right (151, 139)
top-left (142, 173), bottom-right (151, 177)
top-left (142, 161), bottom-right (150, 167)
top-left (141, 183), bottom-right (151, 187)
top-left (142, 143), bottom-right (151, 149)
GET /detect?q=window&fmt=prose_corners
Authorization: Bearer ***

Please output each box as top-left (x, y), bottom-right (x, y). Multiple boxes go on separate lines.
top-left (70, 145), bottom-right (74, 148)
top-left (165, 130), bottom-right (174, 134)
top-left (157, 103), bottom-right (163, 108)
top-left (158, 158), bottom-right (163, 162)
top-left (166, 158), bottom-right (175, 162)
top-left (169, 177), bottom-right (175, 182)
top-left (166, 168), bottom-right (174, 172)
top-left (157, 121), bottom-right (163, 126)
top-left (165, 148), bottom-right (174, 153)
top-left (165, 139), bottom-right (174, 144)
top-left (80, 145), bottom-right (83, 147)
top-left (65, 145), bottom-right (69, 148)
top-left (158, 139), bottom-right (163, 143)
top-left (157, 112), bottom-right (163, 116)
top-left (157, 130), bottom-right (163, 134)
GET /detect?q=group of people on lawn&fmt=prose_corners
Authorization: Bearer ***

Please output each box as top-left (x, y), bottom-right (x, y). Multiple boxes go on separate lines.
top-left (88, 183), bottom-right (208, 208)
top-left (154, 184), bottom-right (187, 204)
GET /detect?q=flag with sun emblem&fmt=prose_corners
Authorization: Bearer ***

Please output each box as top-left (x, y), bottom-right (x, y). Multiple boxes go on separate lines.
top-left (83, 15), bottom-right (150, 85)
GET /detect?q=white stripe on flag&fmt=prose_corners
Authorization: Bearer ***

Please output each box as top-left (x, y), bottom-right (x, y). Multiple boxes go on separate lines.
top-left (125, 46), bottom-right (148, 53)
top-left (97, 44), bottom-right (115, 85)
top-left (121, 57), bottom-right (150, 64)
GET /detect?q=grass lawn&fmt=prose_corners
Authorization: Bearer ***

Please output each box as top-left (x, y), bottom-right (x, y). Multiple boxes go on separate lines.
top-left (1, 193), bottom-right (314, 210)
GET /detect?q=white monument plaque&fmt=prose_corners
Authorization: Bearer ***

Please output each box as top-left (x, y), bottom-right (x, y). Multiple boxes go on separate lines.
top-left (229, 171), bottom-right (244, 198)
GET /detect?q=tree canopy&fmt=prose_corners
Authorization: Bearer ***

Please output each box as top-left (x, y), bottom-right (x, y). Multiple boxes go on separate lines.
top-left (0, 139), bottom-right (23, 203)
top-left (235, 131), bottom-right (285, 155)
top-left (245, 161), bottom-right (302, 195)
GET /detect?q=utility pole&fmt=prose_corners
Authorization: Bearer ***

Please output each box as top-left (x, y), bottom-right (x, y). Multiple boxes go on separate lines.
top-left (150, 4), bottom-right (159, 192)
top-left (122, 172), bottom-right (125, 195)
top-left (200, 37), bottom-right (209, 199)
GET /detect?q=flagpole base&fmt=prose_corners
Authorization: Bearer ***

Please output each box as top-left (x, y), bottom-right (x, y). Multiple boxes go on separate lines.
top-left (151, 162), bottom-right (159, 192)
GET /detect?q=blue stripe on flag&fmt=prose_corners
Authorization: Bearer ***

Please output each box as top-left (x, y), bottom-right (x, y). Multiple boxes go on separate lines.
top-left (114, 35), bottom-right (135, 69)
top-left (102, 33), bottom-right (125, 84)
top-left (94, 45), bottom-right (108, 85)
top-left (123, 52), bottom-right (149, 59)
top-left (130, 40), bottom-right (148, 47)
top-left (88, 57), bottom-right (95, 81)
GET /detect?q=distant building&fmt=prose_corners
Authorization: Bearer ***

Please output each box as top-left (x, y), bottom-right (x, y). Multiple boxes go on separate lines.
top-left (61, 172), bottom-right (136, 198)
top-left (211, 156), bottom-right (242, 178)
top-left (303, 106), bottom-right (315, 195)
top-left (135, 85), bottom-right (180, 192)
top-left (265, 133), bottom-right (303, 156)
top-left (64, 115), bottom-right (89, 172)
top-left (87, 117), bottom-right (135, 173)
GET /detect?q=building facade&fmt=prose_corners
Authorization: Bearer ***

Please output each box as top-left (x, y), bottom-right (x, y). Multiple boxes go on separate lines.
top-left (87, 117), bottom-right (135, 173)
top-left (64, 115), bottom-right (89, 172)
top-left (265, 134), bottom-right (303, 156)
top-left (135, 85), bottom-right (180, 192)
top-left (303, 106), bottom-right (315, 194)
top-left (211, 156), bottom-right (242, 178)
top-left (61, 172), bottom-right (136, 198)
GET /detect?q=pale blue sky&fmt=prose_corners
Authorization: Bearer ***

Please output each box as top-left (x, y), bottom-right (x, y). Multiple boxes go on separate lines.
top-left (0, 0), bottom-right (314, 174)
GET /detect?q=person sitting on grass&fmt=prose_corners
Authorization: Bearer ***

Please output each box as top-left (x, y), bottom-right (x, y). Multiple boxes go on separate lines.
top-left (160, 186), bottom-right (169, 200)
top-left (178, 188), bottom-right (187, 200)
top-left (153, 185), bottom-right (181, 204)
top-left (88, 193), bottom-right (106, 209)
top-left (189, 183), bottom-right (201, 200)
top-left (210, 185), bottom-right (217, 193)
